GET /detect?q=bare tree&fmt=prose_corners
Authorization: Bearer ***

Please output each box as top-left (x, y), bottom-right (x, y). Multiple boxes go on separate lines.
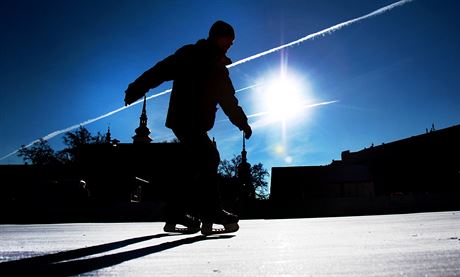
top-left (218, 155), bottom-right (270, 199)
top-left (18, 139), bottom-right (60, 165)
top-left (17, 126), bottom-right (107, 165)
top-left (59, 126), bottom-right (106, 163)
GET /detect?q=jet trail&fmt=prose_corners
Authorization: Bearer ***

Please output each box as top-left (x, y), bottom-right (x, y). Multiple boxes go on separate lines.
top-left (0, 0), bottom-right (414, 161)
top-left (228, 0), bottom-right (414, 68)
top-left (247, 100), bottom-right (339, 119)
top-left (0, 89), bottom-right (169, 161)
top-left (0, 85), bottom-right (257, 161)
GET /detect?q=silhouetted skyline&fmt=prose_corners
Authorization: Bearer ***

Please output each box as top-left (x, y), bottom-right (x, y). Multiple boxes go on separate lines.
top-left (1, 0), bottom-right (460, 176)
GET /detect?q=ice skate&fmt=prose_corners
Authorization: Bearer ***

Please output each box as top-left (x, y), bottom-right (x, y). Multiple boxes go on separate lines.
top-left (201, 209), bottom-right (239, 236)
top-left (163, 213), bottom-right (201, 234)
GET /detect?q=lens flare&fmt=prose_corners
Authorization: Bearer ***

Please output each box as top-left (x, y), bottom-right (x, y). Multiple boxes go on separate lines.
top-left (275, 144), bottom-right (285, 154)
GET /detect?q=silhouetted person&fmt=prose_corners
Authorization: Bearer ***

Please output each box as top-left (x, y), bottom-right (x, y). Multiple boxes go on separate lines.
top-left (124, 20), bottom-right (252, 235)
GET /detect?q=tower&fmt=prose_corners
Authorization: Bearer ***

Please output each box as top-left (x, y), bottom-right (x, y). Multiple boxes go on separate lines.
top-left (132, 96), bottom-right (153, 144)
top-left (241, 134), bottom-right (248, 165)
top-left (237, 133), bottom-right (254, 200)
top-left (105, 126), bottom-right (112, 144)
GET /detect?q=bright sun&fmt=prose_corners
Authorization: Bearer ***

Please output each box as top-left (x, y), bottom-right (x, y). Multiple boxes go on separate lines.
top-left (263, 75), bottom-right (306, 122)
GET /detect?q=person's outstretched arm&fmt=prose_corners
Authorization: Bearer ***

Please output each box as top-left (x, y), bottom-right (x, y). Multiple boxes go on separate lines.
top-left (216, 68), bottom-right (252, 139)
top-left (124, 51), bottom-right (182, 106)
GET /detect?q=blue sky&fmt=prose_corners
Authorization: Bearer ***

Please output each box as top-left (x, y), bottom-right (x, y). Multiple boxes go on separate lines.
top-left (1, 0), bottom-right (460, 175)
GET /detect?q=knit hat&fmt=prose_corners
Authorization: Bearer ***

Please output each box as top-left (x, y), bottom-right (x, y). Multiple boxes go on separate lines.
top-left (208, 20), bottom-right (235, 39)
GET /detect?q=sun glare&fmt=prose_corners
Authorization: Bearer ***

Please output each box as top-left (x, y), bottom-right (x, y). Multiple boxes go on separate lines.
top-left (251, 68), bottom-right (315, 164)
top-left (263, 74), bottom-right (307, 122)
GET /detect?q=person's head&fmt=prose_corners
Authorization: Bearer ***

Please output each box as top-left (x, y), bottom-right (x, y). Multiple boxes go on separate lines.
top-left (208, 20), bottom-right (235, 54)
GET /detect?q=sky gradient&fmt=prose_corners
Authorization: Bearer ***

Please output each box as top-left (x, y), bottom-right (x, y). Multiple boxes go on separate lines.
top-left (1, 0), bottom-right (460, 176)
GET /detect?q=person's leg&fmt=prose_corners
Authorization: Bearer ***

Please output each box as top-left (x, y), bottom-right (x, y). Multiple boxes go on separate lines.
top-left (172, 130), bottom-right (221, 215)
top-left (162, 130), bottom-right (206, 233)
top-left (171, 129), bottom-right (239, 235)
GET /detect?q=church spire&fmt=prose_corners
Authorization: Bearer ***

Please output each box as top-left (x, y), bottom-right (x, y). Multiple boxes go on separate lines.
top-left (132, 96), bottom-right (152, 143)
top-left (238, 132), bottom-right (254, 200)
top-left (105, 126), bottom-right (112, 143)
top-left (241, 132), bottom-right (247, 163)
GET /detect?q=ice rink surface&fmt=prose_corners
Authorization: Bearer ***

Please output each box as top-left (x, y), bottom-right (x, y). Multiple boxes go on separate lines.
top-left (1, 211), bottom-right (460, 276)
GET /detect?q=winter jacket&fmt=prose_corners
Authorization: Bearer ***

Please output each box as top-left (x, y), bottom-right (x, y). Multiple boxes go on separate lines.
top-left (125, 39), bottom-right (249, 133)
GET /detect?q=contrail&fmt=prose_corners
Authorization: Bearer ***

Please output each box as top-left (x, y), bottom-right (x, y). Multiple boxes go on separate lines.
top-left (0, 89), bottom-right (169, 161)
top-left (228, 0), bottom-right (414, 68)
top-left (247, 100), bottom-right (339, 119)
top-left (0, 85), bottom-right (257, 161)
top-left (0, 0), bottom-right (414, 161)
top-left (215, 99), bottom-right (338, 125)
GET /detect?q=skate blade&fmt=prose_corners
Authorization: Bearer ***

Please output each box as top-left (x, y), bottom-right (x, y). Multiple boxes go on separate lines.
top-left (164, 223), bottom-right (201, 234)
top-left (201, 223), bottom-right (239, 236)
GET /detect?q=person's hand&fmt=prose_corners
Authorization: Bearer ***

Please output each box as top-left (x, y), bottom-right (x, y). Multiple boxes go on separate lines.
top-left (243, 124), bottom-right (252, 139)
top-left (124, 89), bottom-right (142, 106)
top-left (124, 92), bottom-right (135, 106)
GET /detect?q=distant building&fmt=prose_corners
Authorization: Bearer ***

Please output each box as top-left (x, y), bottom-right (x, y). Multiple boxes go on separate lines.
top-left (75, 141), bottom-right (184, 202)
top-left (270, 124), bottom-right (460, 217)
top-left (339, 123), bottom-right (460, 196)
top-left (271, 164), bottom-right (373, 202)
